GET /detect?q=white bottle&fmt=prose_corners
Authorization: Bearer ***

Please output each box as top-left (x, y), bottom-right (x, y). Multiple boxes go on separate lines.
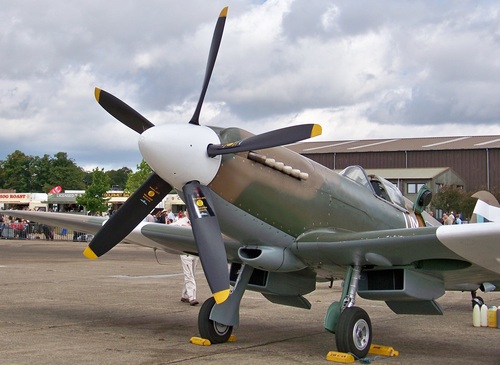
top-left (480, 304), bottom-right (488, 327)
top-left (472, 304), bottom-right (481, 327)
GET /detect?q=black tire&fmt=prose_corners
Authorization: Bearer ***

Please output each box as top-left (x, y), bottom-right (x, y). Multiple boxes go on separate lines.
top-left (198, 297), bottom-right (233, 344)
top-left (335, 307), bottom-right (372, 359)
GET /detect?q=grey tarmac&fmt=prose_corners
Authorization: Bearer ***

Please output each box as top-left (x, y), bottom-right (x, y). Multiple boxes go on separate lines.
top-left (1, 240), bottom-right (499, 365)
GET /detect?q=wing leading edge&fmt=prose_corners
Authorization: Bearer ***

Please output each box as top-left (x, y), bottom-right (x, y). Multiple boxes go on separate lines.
top-left (1, 210), bottom-right (106, 235)
top-left (294, 223), bottom-right (500, 289)
top-left (1, 210), bottom-right (239, 258)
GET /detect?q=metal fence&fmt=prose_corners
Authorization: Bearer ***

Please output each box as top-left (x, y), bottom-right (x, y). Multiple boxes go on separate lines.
top-left (0, 222), bottom-right (93, 242)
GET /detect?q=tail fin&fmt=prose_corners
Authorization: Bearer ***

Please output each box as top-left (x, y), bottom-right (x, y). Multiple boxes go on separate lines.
top-left (471, 191), bottom-right (500, 223)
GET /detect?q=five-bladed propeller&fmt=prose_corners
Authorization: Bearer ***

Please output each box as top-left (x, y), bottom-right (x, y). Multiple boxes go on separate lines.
top-left (85, 6), bottom-right (322, 305)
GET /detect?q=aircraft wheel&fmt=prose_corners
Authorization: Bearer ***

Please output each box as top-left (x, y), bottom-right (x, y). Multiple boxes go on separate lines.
top-left (335, 307), bottom-right (372, 359)
top-left (198, 297), bottom-right (233, 344)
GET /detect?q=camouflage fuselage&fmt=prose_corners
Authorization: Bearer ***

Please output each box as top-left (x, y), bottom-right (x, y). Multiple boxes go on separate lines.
top-left (208, 127), bottom-right (410, 242)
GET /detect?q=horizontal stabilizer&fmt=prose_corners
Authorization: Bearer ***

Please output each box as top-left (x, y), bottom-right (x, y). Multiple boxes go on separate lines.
top-left (473, 199), bottom-right (500, 222)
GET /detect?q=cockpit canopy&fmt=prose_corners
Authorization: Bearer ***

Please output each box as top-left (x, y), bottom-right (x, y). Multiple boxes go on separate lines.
top-left (339, 165), bottom-right (406, 210)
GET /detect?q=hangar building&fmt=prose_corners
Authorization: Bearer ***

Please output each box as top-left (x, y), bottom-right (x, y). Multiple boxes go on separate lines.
top-left (290, 135), bottom-right (500, 194)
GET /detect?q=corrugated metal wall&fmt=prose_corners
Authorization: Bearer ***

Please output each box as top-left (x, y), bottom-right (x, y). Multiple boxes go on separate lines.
top-left (304, 148), bottom-right (498, 192)
top-left (406, 150), bottom-right (488, 191)
top-left (488, 149), bottom-right (500, 192)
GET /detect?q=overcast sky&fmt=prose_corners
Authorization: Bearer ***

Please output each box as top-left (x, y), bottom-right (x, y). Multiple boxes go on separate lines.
top-left (2, 0), bottom-right (500, 171)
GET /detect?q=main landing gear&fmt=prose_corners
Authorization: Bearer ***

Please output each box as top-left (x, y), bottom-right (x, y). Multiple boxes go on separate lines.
top-left (324, 265), bottom-right (372, 359)
top-left (196, 263), bottom-right (373, 358)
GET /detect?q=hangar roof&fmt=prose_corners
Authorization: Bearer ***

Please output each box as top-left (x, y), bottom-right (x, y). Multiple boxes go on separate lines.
top-left (362, 167), bottom-right (452, 180)
top-left (289, 135), bottom-right (500, 154)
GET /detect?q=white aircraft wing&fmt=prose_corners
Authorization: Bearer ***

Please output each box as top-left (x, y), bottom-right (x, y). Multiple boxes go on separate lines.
top-left (2, 210), bottom-right (106, 235)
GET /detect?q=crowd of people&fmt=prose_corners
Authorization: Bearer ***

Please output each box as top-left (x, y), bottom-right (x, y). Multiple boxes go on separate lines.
top-left (441, 211), bottom-right (463, 225)
top-left (0, 214), bottom-right (54, 240)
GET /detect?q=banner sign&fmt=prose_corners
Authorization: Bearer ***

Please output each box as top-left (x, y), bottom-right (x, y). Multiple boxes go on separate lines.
top-left (0, 193), bottom-right (31, 203)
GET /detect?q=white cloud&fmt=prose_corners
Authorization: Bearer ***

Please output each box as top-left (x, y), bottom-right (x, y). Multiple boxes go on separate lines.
top-left (2, 0), bottom-right (500, 171)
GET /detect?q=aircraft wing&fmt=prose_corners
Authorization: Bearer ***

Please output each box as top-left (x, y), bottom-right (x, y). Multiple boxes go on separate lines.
top-left (1, 210), bottom-right (240, 258)
top-left (294, 223), bottom-right (500, 289)
top-left (1, 210), bottom-right (106, 235)
top-left (4, 210), bottom-right (500, 288)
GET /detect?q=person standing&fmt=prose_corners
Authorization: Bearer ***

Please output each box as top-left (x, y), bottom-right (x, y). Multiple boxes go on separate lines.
top-left (42, 224), bottom-right (54, 240)
top-left (180, 254), bottom-right (199, 306)
top-left (156, 210), bottom-right (166, 224)
top-left (144, 212), bottom-right (155, 222)
top-left (174, 211), bottom-right (199, 306)
top-left (167, 209), bottom-right (175, 224)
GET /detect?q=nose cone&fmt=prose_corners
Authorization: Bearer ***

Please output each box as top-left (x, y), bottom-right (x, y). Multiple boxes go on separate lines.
top-left (139, 124), bottom-right (222, 189)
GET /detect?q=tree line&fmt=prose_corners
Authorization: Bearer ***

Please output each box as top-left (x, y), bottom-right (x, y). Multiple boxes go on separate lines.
top-left (75, 160), bottom-right (154, 214)
top-left (0, 150), bottom-right (148, 193)
top-left (0, 150), bottom-right (158, 215)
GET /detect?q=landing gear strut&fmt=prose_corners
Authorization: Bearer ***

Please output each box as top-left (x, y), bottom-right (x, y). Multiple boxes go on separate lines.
top-left (197, 263), bottom-right (254, 343)
top-left (471, 290), bottom-right (484, 309)
top-left (325, 265), bottom-right (372, 359)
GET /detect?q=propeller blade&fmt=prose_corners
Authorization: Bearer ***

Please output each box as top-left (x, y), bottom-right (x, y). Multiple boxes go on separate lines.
top-left (95, 88), bottom-right (155, 134)
top-left (182, 181), bottom-right (230, 304)
top-left (189, 7), bottom-right (228, 126)
top-left (83, 173), bottom-right (171, 259)
top-left (207, 123), bottom-right (322, 157)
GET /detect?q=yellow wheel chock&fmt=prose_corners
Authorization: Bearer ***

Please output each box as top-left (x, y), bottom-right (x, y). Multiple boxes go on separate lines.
top-left (326, 344), bottom-right (399, 363)
top-left (190, 335), bottom-right (237, 346)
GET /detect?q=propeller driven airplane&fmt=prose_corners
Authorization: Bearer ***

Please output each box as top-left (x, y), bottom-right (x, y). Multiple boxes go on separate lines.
top-left (4, 7), bottom-right (500, 359)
